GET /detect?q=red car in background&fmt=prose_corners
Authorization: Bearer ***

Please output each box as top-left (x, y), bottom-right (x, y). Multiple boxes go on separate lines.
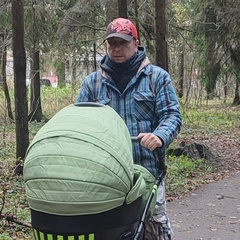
top-left (41, 74), bottom-right (58, 87)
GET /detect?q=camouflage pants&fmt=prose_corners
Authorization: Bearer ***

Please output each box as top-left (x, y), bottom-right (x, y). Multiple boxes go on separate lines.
top-left (145, 181), bottom-right (174, 240)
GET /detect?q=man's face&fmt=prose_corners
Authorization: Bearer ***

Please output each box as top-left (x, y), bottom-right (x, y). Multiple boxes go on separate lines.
top-left (106, 37), bottom-right (139, 63)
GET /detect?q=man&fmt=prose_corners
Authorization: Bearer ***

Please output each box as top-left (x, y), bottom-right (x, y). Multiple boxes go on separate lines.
top-left (76, 17), bottom-right (182, 240)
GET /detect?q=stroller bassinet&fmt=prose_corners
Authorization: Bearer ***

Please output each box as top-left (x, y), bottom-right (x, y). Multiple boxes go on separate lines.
top-left (23, 103), bottom-right (157, 240)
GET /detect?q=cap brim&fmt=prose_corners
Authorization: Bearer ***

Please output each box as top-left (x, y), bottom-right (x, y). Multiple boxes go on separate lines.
top-left (105, 33), bottom-right (133, 41)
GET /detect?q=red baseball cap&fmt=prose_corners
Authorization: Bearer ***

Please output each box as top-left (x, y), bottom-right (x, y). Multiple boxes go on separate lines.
top-left (105, 18), bottom-right (138, 41)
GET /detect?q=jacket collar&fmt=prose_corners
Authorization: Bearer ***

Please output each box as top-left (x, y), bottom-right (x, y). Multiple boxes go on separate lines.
top-left (102, 56), bottom-right (150, 79)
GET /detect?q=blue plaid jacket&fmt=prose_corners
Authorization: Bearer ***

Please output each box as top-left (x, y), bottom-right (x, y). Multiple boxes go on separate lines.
top-left (76, 58), bottom-right (182, 176)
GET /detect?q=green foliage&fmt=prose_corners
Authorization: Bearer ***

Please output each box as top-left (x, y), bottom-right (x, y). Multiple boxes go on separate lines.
top-left (0, 4), bottom-right (11, 31)
top-left (40, 85), bottom-right (77, 118)
top-left (181, 102), bottom-right (240, 132)
top-left (166, 155), bottom-right (212, 196)
top-left (169, 155), bottom-right (202, 177)
top-left (24, 0), bottom-right (59, 52)
top-left (0, 160), bottom-right (33, 239)
top-left (185, 0), bottom-right (240, 98)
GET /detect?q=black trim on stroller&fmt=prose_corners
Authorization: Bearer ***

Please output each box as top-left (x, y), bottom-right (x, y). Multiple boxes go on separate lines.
top-left (31, 197), bottom-right (143, 240)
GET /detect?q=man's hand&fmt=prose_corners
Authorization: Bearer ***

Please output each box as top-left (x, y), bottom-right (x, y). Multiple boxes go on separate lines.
top-left (138, 133), bottom-right (163, 151)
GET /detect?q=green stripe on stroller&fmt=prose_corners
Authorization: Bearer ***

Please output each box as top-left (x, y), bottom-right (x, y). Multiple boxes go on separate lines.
top-left (23, 103), bottom-right (166, 240)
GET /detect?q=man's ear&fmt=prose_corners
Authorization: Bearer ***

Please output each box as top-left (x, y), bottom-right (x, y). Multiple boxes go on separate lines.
top-left (134, 39), bottom-right (139, 52)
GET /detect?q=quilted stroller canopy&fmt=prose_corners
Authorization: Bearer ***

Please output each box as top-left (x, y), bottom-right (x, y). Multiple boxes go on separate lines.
top-left (24, 104), bottom-right (147, 216)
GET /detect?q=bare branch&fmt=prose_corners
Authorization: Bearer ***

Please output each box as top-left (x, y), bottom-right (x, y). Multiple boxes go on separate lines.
top-left (0, 213), bottom-right (32, 228)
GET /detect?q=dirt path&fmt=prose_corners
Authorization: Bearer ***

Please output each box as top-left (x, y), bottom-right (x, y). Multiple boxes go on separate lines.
top-left (167, 171), bottom-right (240, 240)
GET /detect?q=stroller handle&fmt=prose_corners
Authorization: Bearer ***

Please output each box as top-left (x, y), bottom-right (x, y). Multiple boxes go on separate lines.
top-left (130, 136), bottom-right (139, 142)
top-left (130, 136), bottom-right (165, 172)
top-left (74, 102), bottom-right (104, 107)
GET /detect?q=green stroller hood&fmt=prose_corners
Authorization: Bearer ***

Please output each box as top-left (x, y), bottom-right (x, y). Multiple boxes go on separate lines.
top-left (24, 104), bottom-right (154, 216)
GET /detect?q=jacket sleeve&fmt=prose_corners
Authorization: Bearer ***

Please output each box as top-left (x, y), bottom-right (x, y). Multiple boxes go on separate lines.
top-left (76, 73), bottom-right (96, 103)
top-left (152, 67), bottom-right (182, 148)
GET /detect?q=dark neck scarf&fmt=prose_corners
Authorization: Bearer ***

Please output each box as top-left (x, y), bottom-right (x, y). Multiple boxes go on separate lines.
top-left (100, 46), bottom-right (146, 92)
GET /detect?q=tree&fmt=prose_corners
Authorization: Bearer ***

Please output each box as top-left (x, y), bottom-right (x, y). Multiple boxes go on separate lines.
top-left (168, 1), bottom-right (192, 99)
top-left (56, 0), bottom-right (109, 83)
top-left (12, 0), bottom-right (29, 174)
top-left (230, 47), bottom-right (240, 105)
top-left (178, 46), bottom-right (184, 98)
top-left (26, 0), bottom-right (44, 121)
top-left (188, 0), bottom-right (240, 104)
top-left (0, 34), bottom-right (14, 121)
top-left (155, 0), bottom-right (168, 70)
top-left (28, 50), bottom-right (43, 121)
top-left (25, 0), bottom-right (59, 120)
top-left (203, 4), bottom-right (220, 99)
top-left (118, 0), bottom-right (127, 18)
top-left (0, 1), bottom-right (14, 120)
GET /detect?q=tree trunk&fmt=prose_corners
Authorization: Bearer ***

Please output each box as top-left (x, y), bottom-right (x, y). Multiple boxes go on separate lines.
top-left (12, 0), bottom-right (29, 174)
top-left (155, 0), bottom-right (168, 71)
top-left (72, 60), bottom-right (77, 90)
top-left (0, 34), bottom-right (3, 89)
top-left (56, 57), bottom-right (66, 88)
top-left (223, 73), bottom-right (228, 103)
top-left (133, 0), bottom-right (140, 43)
top-left (29, 50), bottom-right (43, 122)
top-left (93, 42), bottom-right (97, 72)
top-left (118, 0), bottom-right (127, 18)
top-left (178, 46), bottom-right (184, 98)
top-left (232, 79), bottom-right (240, 105)
top-left (204, 6), bottom-right (218, 96)
top-left (1, 42), bottom-right (14, 120)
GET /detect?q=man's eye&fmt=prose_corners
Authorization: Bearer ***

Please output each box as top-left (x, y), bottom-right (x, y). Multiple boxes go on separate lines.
top-left (109, 41), bottom-right (115, 45)
top-left (121, 40), bottom-right (128, 45)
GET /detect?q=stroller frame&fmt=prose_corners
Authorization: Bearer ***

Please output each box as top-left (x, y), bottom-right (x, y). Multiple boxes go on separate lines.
top-left (131, 137), bottom-right (167, 240)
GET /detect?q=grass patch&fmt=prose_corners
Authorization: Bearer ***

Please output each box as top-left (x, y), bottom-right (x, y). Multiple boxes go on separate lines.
top-left (166, 155), bottom-right (213, 197)
top-left (182, 103), bottom-right (239, 131)
top-left (0, 160), bottom-right (33, 239)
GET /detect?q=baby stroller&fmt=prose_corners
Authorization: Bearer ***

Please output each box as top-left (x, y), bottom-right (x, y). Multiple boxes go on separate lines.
top-left (23, 103), bottom-right (166, 240)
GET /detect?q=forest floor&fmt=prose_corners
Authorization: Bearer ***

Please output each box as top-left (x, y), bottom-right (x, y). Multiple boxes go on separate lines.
top-left (167, 122), bottom-right (240, 240)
